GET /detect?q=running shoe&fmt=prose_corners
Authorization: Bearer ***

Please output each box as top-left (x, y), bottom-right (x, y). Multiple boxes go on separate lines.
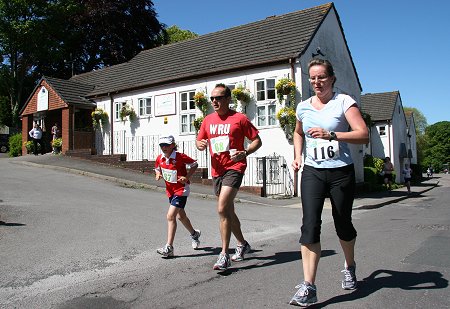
top-left (289, 281), bottom-right (317, 307)
top-left (341, 263), bottom-right (357, 290)
top-left (213, 253), bottom-right (231, 270)
top-left (190, 230), bottom-right (201, 249)
top-left (231, 241), bottom-right (251, 261)
top-left (156, 244), bottom-right (174, 258)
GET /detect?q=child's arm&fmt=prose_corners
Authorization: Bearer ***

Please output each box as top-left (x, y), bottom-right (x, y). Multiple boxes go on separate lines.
top-left (178, 162), bottom-right (198, 184)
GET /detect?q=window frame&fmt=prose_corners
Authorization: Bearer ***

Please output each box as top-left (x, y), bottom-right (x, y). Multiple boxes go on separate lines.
top-left (138, 97), bottom-right (152, 117)
top-left (179, 90), bottom-right (197, 134)
top-left (255, 78), bottom-right (276, 102)
top-left (114, 102), bottom-right (125, 121)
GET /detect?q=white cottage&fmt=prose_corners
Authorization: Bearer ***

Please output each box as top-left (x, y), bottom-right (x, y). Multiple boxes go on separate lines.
top-left (361, 91), bottom-right (418, 183)
top-left (22, 3), bottom-right (365, 196)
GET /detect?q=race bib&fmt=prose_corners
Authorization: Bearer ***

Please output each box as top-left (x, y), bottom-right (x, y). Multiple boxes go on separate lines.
top-left (210, 135), bottom-right (230, 154)
top-left (161, 168), bottom-right (178, 183)
top-left (306, 137), bottom-right (340, 162)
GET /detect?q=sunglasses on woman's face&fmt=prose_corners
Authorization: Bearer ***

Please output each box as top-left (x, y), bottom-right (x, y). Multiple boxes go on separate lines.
top-left (159, 143), bottom-right (171, 147)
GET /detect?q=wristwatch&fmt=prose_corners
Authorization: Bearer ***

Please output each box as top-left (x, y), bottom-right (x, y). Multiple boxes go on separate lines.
top-left (329, 131), bottom-right (337, 141)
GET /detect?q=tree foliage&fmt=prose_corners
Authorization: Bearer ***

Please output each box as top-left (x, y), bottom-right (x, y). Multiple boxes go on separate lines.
top-left (404, 107), bottom-right (427, 135)
top-left (421, 121), bottom-right (450, 172)
top-left (165, 25), bottom-right (198, 44)
top-left (0, 0), bottom-right (167, 128)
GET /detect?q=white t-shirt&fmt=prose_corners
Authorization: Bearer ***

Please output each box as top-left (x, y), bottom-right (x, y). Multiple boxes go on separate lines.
top-left (296, 93), bottom-right (355, 168)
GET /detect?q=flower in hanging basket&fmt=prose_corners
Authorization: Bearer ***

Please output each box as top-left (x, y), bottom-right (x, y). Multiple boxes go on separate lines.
top-left (192, 116), bottom-right (204, 133)
top-left (276, 106), bottom-right (297, 139)
top-left (275, 78), bottom-right (297, 103)
top-left (119, 104), bottom-right (137, 122)
top-left (91, 108), bottom-right (109, 128)
top-left (193, 92), bottom-right (208, 115)
top-left (231, 86), bottom-right (251, 104)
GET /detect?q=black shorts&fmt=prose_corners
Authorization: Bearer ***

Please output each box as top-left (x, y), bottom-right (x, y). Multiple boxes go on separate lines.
top-left (212, 169), bottom-right (244, 196)
top-left (300, 164), bottom-right (357, 244)
top-left (404, 177), bottom-right (411, 182)
top-left (384, 174), bottom-right (393, 181)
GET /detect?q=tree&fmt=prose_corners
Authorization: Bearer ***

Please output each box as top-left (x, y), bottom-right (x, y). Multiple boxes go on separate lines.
top-left (0, 0), bottom-right (167, 128)
top-left (404, 107), bottom-right (427, 135)
top-left (165, 25), bottom-right (198, 44)
top-left (422, 121), bottom-right (450, 172)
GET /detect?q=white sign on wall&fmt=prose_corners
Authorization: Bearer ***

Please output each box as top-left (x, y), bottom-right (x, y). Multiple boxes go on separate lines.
top-left (154, 93), bottom-right (176, 116)
top-left (37, 87), bottom-right (49, 111)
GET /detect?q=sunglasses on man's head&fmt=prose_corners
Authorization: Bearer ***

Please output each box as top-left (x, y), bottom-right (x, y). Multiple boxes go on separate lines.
top-left (159, 143), bottom-right (171, 147)
top-left (210, 95), bottom-right (226, 101)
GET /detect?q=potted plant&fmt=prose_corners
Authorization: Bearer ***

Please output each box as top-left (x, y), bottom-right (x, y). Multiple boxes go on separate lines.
top-left (276, 106), bottom-right (297, 140)
top-left (193, 92), bottom-right (208, 116)
top-left (92, 108), bottom-right (109, 128)
top-left (51, 138), bottom-right (63, 154)
top-left (119, 104), bottom-right (137, 122)
top-left (275, 78), bottom-right (297, 103)
top-left (192, 116), bottom-right (204, 133)
top-left (231, 85), bottom-right (251, 104)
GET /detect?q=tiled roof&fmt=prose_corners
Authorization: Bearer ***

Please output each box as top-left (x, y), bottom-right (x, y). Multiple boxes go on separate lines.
top-left (361, 91), bottom-right (400, 121)
top-left (71, 3), bottom-right (334, 97)
top-left (44, 76), bottom-right (96, 107)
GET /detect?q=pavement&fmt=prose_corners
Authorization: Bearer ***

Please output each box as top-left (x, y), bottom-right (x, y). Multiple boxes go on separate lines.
top-left (7, 153), bottom-right (440, 210)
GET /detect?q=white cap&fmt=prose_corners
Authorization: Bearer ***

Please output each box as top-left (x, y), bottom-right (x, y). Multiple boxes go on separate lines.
top-left (159, 135), bottom-right (175, 145)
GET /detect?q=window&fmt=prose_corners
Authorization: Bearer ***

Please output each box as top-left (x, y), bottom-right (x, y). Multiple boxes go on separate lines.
top-left (255, 78), bottom-right (276, 101)
top-left (138, 98), bottom-right (152, 117)
top-left (180, 91), bottom-right (196, 134)
top-left (227, 84), bottom-right (236, 109)
top-left (256, 104), bottom-right (276, 127)
top-left (115, 102), bottom-right (125, 121)
top-left (379, 126), bottom-right (386, 136)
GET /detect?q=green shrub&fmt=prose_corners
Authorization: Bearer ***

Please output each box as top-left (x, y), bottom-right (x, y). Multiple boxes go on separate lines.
top-left (363, 167), bottom-right (384, 191)
top-left (8, 133), bottom-right (22, 157)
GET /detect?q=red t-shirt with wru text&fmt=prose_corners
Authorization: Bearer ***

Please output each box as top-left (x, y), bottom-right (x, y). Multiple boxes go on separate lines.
top-left (197, 110), bottom-right (259, 177)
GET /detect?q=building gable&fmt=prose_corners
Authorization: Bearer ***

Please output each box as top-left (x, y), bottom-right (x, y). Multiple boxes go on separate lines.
top-left (361, 91), bottom-right (400, 122)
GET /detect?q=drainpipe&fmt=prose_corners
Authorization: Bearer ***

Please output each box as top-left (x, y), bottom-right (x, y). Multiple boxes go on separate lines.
top-left (109, 94), bottom-right (114, 155)
top-left (290, 58), bottom-right (298, 197)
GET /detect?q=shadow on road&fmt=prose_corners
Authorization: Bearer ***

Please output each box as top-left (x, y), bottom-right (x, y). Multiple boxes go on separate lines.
top-left (313, 269), bottom-right (448, 308)
top-left (0, 221), bottom-right (26, 226)
top-left (217, 249), bottom-right (336, 276)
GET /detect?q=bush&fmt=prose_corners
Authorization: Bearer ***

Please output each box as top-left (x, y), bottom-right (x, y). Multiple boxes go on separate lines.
top-left (363, 167), bottom-right (384, 192)
top-left (8, 133), bottom-right (22, 157)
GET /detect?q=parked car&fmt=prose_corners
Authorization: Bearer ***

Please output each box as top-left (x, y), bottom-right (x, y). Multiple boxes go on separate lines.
top-left (0, 134), bottom-right (9, 153)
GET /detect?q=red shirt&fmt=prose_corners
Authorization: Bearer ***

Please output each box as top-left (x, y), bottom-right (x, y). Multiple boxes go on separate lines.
top-left (197, 110), bottom-right (259, 177)
top-left (155, 151), bottom-right (196, 197)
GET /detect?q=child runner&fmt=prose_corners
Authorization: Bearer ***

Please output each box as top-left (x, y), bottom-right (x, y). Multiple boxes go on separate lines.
top-left (154, 135), bottom-right (201, 257)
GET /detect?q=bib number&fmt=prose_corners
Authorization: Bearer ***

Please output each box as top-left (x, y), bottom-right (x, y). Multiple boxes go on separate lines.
top-left (161, 168), bottom-right (178, 183)
top-left (306, 138), bottom-right (340, 162)
top-left (210, 136), bottom-right (230, 154)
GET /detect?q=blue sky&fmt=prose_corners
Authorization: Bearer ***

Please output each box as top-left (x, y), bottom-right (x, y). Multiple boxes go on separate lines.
top-left (152, 0), bottom-right (449, 126)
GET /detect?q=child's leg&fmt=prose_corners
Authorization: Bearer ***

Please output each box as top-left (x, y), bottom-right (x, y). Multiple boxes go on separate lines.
top-left (167, 205), bottom-right (180, 246)
top-left (177, 208), bottom-right (195, 235)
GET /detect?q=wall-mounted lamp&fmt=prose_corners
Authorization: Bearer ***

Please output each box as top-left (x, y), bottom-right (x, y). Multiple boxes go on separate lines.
top-left (312, 47), bottom-right (325, 58)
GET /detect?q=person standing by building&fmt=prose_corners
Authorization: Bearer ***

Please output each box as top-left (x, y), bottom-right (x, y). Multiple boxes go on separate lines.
top-left (29, 123), bottom-right (43, 156)
top-left (51, 123), bottom-right (59, 140)
top-left (154, 135), bottom-right (202, 257)
top-left (196, 83), bottom-right (262, 271)
top-left (290, 59), bottom-right (368, 306)
top-left (383, 157), bottom-right (395, 191)
top-left (402, 163), bottom-right (413, 194)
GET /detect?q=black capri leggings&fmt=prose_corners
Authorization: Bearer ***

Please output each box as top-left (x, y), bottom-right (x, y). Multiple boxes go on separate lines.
top-left (300, 164), bottom-right (357, 244)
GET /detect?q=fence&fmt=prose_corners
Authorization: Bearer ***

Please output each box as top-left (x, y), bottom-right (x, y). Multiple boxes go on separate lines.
top-left (95, 131), bottom-right (293, 197)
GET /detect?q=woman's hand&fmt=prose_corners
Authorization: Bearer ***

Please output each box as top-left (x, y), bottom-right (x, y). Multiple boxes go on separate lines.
top-left (307, 127), bottom-right (330, 140)
top-left (292, 157), bottom-right (302, 172)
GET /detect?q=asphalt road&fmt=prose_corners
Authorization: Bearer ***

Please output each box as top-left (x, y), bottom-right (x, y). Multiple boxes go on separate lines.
top-left (1, 157), bottom-right (449, 308)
